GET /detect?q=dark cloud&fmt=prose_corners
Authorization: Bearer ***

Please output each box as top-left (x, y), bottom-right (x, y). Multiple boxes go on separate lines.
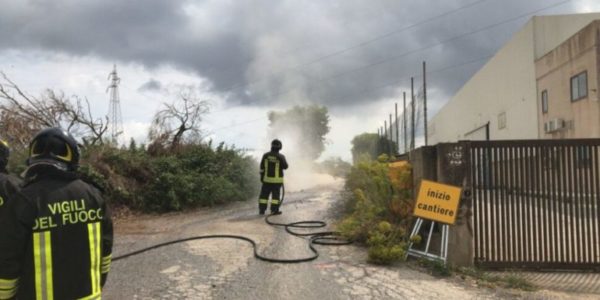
top-left (137, 78), bottom-right (162, 92)
top-left (0, 0), bottom-right (583, 110)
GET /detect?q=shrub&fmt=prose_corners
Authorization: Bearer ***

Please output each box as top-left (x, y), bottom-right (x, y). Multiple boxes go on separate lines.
top-left (77, 142), bottom-right (259, 212)
top-left (337, 156), bottom-right (414, 264)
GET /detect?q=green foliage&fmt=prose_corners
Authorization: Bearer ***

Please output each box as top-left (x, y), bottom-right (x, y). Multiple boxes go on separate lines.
top-left (268, 105), bottom-right (330, 160)
top-left (6, 137), bottom-right (259, 213)
top-left (316, 156), bottom-right (351, 178)
top-left (7, 148), bottom-right (28, 175)
top-left (337, 158), bottom-right (414, 265)
top-left (418, 258), bottom-right (452, 277)
top-left (455, 267), bottom-right (536, 291)
top-left (409, 234), bottom-right (422, 244)
top-left (503, 274), bottom-right (535, 291)
top-left (78, 142), bottom-right (259, 212)
top-left (351, 133), bottom-right (398, 163)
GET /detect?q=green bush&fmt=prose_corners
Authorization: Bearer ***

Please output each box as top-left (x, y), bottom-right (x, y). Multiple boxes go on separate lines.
top-left (77, 142), bottom-right (259, 212)
top-left (337, 156), bottom-right (414, 265)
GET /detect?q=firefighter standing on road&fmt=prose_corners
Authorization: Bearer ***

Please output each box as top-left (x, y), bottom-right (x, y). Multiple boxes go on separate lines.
top-left (258, 139), bottom-right (288, 215)
top-left (0, 128), bottom-right (113, 300)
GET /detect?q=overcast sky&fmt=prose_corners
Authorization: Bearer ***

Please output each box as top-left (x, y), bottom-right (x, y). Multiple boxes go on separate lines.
top-left (1, 0), bottom-right (599, 160)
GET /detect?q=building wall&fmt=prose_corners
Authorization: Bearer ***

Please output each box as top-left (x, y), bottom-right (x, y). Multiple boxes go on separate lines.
top-left (429, 20), bottom-right (536, 143)
top-left (429, 13), bottom-right (600, 144)
top-left (533, 13), bottom-right (600, 59)
top-left (536, 20), bottom-right (600, 139)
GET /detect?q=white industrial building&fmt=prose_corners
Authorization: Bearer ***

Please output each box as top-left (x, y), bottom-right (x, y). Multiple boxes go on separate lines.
top-left (428, 13), bottom-right (600, 143)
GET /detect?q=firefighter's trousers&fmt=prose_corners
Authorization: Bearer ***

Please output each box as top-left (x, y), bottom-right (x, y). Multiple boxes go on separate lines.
top-left (258, 182), bottom-right (282, 213)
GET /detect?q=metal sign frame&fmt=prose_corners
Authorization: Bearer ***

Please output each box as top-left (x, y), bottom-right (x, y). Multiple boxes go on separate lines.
top-left (406, 218), bottom-right (448, 264)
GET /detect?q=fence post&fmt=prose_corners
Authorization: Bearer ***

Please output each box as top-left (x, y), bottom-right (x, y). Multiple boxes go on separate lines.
top-left (410, 146), bottom-right (437, 198)
top-left (436, 142), bottom-right (474, 268)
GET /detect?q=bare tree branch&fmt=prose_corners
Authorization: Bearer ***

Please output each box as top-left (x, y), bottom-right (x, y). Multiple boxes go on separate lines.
top-left (0, 72), bottom-right (109, 149)
top-left (148, 88), bottom-right (210, 151)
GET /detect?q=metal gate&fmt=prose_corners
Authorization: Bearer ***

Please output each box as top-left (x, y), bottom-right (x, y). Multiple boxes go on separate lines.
top-left (469, 139), bottom-right (600, 270)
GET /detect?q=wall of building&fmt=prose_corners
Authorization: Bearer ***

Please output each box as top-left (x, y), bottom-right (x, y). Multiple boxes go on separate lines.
top-left (533, 13), bottom-right (600, 59)
top-left (536, 20), bottom-right (600, 139)
top-left (429, 13), bottom-right (600, 144)
top-left (429, 20), bottom-right (537, 143)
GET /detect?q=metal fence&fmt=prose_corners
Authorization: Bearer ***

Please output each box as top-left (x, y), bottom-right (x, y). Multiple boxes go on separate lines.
top-left (469, 139), bottom-right (600, 270)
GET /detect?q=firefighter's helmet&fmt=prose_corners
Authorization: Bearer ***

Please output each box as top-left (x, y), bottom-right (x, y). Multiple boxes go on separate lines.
top-left (27, 127), bottom-right (80, 171)
top-left (271, 139), bottom-right (282, 151)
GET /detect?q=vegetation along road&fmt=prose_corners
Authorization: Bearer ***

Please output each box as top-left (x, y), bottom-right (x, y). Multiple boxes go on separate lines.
top-left (101, 180), bottom-right (595, 299)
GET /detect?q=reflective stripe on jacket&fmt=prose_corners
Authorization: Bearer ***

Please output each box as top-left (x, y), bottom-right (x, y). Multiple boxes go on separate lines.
top-left (0, 167), bottom-right (113, 300)
top-left (260, 151), bottom-right (288, 184)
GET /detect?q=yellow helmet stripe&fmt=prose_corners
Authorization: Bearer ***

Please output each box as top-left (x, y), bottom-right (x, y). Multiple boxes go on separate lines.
top-left (55, 144), bottom-right (73, 162)
top-left (30, 141), bottom-right (39, 157)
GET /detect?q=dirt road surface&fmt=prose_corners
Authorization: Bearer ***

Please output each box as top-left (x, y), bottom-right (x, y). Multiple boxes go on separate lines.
top-left (103, 180), bottom-right (599, 299)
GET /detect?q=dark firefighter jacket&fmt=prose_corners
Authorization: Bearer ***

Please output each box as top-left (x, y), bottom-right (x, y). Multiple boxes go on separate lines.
top-left (0, 172), bottom-right (22, 214)
top-left (0, 165), bottom-right (113, 300)
top-left (260, 151), bottom-right (288, 184)
top-left (0, 172), bottom-right (22, 191)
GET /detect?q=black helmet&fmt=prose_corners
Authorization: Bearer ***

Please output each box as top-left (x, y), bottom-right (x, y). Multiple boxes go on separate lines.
top-left (27, 127), bottom-right (80, 171)
top-left (0, 139), bottom-right (9, 170)
top-left (271, 139), bottom-right (282, 151)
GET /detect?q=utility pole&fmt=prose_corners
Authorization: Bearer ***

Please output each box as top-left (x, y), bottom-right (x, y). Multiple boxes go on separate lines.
top-left (423, 61), bottom-right (428, 146)
top-left (395, 102), bottom-right (399, 154)
top-left (384, 120), bottom-right (388, 155)
top-left (377, 127), bottom-right (380, 137)
top-left (389, 113), bottom-right (393, 156)
top-left (107, 65), bottom-right (124, 143)
top-left (384, 121), bottom-right (387, 139)
top-left (411, 77), bottom-right (415, 151)
top-left (403, 92), bottom-right (407, 154)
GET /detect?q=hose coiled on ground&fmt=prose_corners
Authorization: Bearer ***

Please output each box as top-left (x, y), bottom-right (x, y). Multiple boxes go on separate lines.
top-left (113, 214), bottom-right (351, 263)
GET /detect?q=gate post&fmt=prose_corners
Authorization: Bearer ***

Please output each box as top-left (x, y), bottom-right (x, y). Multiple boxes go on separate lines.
top-left (409, 146), bottom-right (438, 198)
top-left (436, 142), bottom-right (474, 268)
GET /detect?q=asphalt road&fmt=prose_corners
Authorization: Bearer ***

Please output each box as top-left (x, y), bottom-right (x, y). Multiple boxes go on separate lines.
top-left (102, 181), bottom-right (597, 299)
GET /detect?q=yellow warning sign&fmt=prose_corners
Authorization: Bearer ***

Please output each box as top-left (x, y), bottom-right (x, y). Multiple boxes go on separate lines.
top-left (413, 180), bottom-right (462, 225)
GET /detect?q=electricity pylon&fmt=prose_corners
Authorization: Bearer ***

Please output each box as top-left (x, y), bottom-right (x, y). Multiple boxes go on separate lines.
top-left (107, 65), bottom-right (124, 143)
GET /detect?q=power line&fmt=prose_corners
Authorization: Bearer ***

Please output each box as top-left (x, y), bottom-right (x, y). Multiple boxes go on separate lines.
top-left (222, 0), bottom-right (491, 93)
top-left (270, 0), bottom-right (491, 77)
top-left (341, 54), bottom-right (493, 105)
top-left (323, 0), bottom-right (570, 81)
top-left (207, 54), bottom-right (493, 136)
top-left (258, 0), bottom-right (571, 101)
top-left (202, 0), bottom-right (571, 137)
top-left (202, 0), bottom-right (417, 75)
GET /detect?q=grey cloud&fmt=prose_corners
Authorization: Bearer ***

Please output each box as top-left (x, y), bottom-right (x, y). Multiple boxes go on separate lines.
top-left (0, 0), bottom-right (583, 111)
top-left (138, 79), bottom-right (162, 92)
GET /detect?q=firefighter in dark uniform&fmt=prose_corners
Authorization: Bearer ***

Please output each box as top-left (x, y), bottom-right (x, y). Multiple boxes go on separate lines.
top-left (0, 139), bottom-right (23, 212)
top-left (258, 139), bottom-right (288, 215)
top-left (0, 139), bottom-right (24, 298)
top-left (0, 139), bottom-right (23, 188)
top-left (0, 128), bottom-right (113, 300)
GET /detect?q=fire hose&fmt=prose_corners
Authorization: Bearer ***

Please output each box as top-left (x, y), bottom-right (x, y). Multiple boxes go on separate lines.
top-left (113, 185), bottom-right (351, 264)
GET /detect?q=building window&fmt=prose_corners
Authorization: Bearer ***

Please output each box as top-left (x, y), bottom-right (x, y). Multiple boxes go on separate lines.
top-left (570, 71), bottom-right (588, 101)
top-left (498, 112), bottom-right (506, 130)
top-left (541, 90), bottom-right (548, 113)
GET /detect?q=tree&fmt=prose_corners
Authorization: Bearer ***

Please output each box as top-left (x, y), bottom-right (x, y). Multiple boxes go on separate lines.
top-left (148, 89), bottom-right (209, 151)
top-left (318, 156), bottom-right (352, 178)
top-left (0, 72), bottom-right (109, 149)
top-left (351, 133), bottom-right (397, 163)
top-left (268, 105), bottom-right (330, 160)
